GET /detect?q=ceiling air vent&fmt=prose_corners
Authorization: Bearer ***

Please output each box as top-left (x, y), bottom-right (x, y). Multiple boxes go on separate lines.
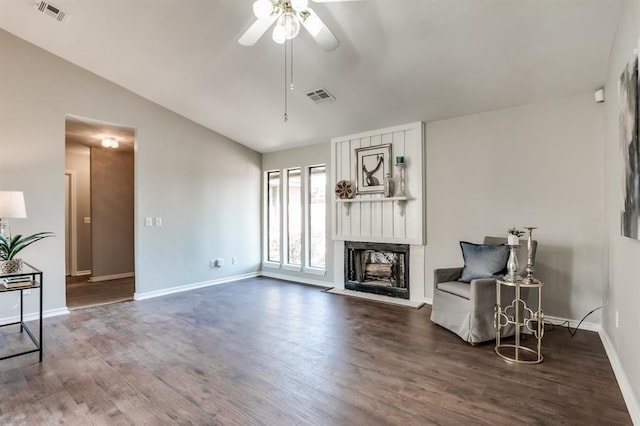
top-left (34, 1), bottom-right (69, 23)
top-left (306, 88), bottom-right (336, 105)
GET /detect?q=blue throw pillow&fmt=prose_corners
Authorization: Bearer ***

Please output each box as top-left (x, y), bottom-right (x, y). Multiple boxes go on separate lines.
top-left (458, 241), bottom-right (509, 282)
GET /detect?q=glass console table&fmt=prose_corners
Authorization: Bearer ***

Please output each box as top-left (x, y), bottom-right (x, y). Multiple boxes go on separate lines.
top-left (494, 278), bottom-right (544, 364)
top-left (0, 262), bottom-right (43, 362)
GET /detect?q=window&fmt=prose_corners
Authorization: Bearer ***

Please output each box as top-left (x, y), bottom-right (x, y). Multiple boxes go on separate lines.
top-left (264, 164), bottom-right (326, 274)
top-left (287, 168), bottom-right (302, 266)
top-left (308, 165), bottom-right (326, 269)
top-left (267, 170), bottom-right (280, 262)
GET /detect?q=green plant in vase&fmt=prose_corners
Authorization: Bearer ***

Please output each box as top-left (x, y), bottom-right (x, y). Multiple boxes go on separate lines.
top-left (0, 232), bottom-right (54, 274)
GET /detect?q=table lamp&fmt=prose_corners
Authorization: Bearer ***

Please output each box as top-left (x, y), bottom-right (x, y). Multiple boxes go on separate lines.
top-left (0, 191), bottom-right (27, 238)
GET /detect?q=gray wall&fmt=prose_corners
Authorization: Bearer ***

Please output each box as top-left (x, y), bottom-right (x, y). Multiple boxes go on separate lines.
top-left (603, 0), bottom-right (640, 415)
top-left (65, 142), bottom-right (92, 273)
top-left (91, 147), bottom-right (134, 278)
top-left (262, 142), bottom-right (333, 284)
top-left (0, 28), bottom-right (262, 315)
top-left (424, 92), bottom-right (606, 321)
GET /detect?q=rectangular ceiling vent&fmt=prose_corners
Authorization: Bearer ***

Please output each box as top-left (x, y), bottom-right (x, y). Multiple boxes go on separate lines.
top-left (34, 1), bottom-right (69, 23)
top-left (306, 88), bottom-right (336, 105)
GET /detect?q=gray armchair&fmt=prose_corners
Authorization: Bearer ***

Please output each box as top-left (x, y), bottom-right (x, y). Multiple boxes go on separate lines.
top-left (430, 236), bottom-right (537, 345)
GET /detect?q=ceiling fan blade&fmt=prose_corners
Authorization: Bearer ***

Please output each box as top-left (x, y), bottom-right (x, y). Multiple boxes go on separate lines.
top-left (300, 7), bottom-right (340, 52)
top-left (238, 12), bottom-right (282, 46)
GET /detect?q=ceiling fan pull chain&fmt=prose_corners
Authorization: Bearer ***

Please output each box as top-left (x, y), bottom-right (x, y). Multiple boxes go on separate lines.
top-left (290, 35), bottom-right (294, 90)
top-left (284, 39), bottom-right (288, 122)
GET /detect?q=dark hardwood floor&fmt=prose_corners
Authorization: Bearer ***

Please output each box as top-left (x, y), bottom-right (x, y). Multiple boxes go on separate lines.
top-left (0, 277), bottom-right (631, 425)
top-left (66, 275), bottom-right (135, 309)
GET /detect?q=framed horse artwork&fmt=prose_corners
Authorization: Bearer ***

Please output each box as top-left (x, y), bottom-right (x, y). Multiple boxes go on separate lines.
top-left (355, 144), bottom-right (392, 195)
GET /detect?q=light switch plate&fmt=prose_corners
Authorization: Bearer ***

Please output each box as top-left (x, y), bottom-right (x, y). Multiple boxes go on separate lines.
top-left (154, 217), bottom-right (162, 227)
top-left (145, 217), bottom-right (153, 227)
top-left (83, 217), bottom-right (91, 224)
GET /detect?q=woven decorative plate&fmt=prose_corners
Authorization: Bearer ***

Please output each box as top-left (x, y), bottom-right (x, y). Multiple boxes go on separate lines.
top-left (335, 180), bottom-right (354, 199)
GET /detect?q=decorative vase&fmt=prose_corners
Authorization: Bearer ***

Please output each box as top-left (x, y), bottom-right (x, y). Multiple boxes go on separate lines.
top-left (1, 258), bottom-right (23, 274)
top-left (504, 245), bottom-right (520, 282)
top-left (507, 234), bottom-right (519, 245)
top-left (383, 173), bottom-right (394, 197)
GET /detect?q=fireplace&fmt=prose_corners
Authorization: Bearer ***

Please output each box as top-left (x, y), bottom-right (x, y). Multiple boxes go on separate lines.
top-left (344, 241), bottom-right (410, 299)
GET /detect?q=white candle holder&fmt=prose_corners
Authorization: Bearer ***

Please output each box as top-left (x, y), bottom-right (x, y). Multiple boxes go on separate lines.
top-left (522, 227), bottom-right (539, 284)
top-left (394, 162), bottom-right (406, 197)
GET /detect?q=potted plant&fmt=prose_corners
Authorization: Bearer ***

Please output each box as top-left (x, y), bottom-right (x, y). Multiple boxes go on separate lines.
top-left (507, 228), bottom-right (525, 245)
top-left (0, 232), bottom-right (54, 274)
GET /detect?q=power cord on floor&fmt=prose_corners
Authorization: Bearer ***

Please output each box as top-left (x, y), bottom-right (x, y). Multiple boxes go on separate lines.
top-left (543, 305), bottom-right (605, 337)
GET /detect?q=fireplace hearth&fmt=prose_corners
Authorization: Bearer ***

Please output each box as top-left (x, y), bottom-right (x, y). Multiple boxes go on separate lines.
top-left (344, 241), bottom-right (410, 299)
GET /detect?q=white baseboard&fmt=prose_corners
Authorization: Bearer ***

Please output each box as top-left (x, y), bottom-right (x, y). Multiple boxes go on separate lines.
top-left (423, 298), bottom-right (433, 305)
top-left (134, 272), bottom-right (260, 301)
top-left (0, 307), bottom-right (69, 326)
top-left (544, 315), bottom-right (601, 332)
top-left (599, 330), bottom-right (640, 425)
top-left (74, 270), bottom-right (91, 276)
top-left (260, 271), bottom-right (331, 288)
top-left (89, 272), bottom-right (135, 283)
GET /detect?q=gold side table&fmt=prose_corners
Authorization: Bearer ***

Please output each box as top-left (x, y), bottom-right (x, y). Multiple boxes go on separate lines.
top-left (494, 278), bottom-right (544, 364)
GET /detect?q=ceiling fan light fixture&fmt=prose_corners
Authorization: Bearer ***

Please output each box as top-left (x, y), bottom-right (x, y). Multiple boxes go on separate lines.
top-left (290, 0), bottom-right (309, 12)
top-left (253, 0), bottom-right (275, 19)
top-left (278, 11), bottom-right (300, 39)
top-left (272, 23), bottom-right (287, 44)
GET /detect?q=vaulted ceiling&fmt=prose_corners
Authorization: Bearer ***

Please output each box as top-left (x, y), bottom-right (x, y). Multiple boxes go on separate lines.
top-left (0, 0), bottom-right (622, 153)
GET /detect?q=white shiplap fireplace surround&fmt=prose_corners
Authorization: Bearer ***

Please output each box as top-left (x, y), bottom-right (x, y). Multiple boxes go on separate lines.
top-left (331, 122), bottom-right (426, 303)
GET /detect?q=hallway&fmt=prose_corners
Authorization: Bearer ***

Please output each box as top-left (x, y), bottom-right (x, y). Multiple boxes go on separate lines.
top-left (65, 275), bottom-right (134, 309)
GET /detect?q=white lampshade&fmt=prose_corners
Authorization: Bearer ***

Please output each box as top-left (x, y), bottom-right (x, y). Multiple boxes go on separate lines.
top-left (0, 191), bottom-right (27, 219)
top-left (253, 0), bottom-right (274, 19)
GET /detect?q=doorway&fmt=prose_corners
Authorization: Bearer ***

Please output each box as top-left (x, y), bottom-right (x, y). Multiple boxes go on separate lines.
top-left (64, 115), bottom-right (135, 309)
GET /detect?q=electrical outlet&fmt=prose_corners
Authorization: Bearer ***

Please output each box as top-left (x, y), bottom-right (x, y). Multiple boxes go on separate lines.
top-left (83, 217), bottom-right (91, 224)
top-left (209, 259), bottom-right (224, 268)
top-left (615, 310), bottom-right (619, 328)
top-left (232, 256), bottom-right (238, 265)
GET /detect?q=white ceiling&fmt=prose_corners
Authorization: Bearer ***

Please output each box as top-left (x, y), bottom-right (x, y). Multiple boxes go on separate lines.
top-left (0, 0), bottom-right (622, 153)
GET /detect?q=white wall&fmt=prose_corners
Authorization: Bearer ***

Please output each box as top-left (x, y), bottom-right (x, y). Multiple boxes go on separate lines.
top-left (603, 0), bottom-right (640, 419)
top-left (262, 142), bottom-right (333, 285)
top-left (424, 92), bottom-right (606, 321)
top-left (0, 29), bottom-right (262, 316)
top-left (331, 122), bottom-right (426, 245)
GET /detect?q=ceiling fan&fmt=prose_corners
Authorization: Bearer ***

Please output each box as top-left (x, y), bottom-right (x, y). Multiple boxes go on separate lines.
top-left (239, 0), bottom-right (357, 52)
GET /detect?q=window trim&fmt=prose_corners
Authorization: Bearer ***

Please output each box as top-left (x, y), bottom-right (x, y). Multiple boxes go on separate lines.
top-left (284, 167), bottom-right (302, 268)
top-left (263, 164), bottom-right (326, 275)
top-left (305, 164), bottom-right (326, 272)
top-left (264, 170), bottom-right (282, 264)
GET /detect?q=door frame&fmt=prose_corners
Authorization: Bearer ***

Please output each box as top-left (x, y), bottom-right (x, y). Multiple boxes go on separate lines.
top-left (65, 169), bottom-right (79, 276)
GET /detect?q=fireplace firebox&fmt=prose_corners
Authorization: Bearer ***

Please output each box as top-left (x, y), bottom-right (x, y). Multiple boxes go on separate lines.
top-left (344, 241), bottom-right (410, 299)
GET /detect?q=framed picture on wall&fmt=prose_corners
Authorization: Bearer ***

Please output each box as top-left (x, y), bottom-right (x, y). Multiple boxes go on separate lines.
top-left (355, 144), bottom-right (391, 194)
top-left (619, 48), bottom-right (640, 240)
